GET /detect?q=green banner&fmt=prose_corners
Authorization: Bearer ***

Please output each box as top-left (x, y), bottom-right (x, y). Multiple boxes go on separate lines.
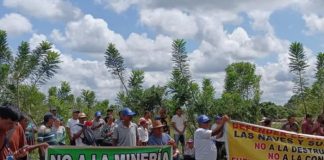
top-left (46, 146), bottom-right (172, 160)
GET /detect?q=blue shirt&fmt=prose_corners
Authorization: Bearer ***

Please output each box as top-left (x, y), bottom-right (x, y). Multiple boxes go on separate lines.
top-left (148, 133), bottom-right (171, 145)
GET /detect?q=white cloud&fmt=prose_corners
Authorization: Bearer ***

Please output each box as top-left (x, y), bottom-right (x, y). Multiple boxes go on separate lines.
top-left (140, 8), bottom-right (199, 38)
top-left (248, 10), bottom-right (274, 33)
top-left (3, 0), bottom-right (82, 20)
top-left (50, 14), bottom-right (126, 54)
top-left (29, 33), bottom-right (47, 49)
top-left (0, 13), bottom-right (32, 36)
top-left (303, 14), bottom-right (324, 34)
top-left (95, 0), bottom-right (141, 13)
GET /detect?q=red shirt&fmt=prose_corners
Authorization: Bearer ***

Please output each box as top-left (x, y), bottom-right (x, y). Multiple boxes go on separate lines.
top-left (301, 121), bottom-right (313, 134)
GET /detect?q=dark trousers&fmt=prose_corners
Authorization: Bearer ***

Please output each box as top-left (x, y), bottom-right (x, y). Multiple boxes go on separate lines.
top-left (215, 141), bottom-right (226, 160)
top-left (95, 139), bottom-right (103, 146)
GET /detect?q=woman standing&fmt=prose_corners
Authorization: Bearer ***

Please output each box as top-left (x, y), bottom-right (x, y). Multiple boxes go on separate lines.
top-left (101, 115), bottom-right (116, 146)
top-left (52, 117), bottom-right (66, 145)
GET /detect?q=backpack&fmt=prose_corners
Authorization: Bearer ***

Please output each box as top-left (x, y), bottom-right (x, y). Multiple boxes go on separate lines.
top-left (77, 124), bottom-right (96, 145)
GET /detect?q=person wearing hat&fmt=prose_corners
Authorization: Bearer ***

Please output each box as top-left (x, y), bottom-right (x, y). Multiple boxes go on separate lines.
top-left (112, 107), bottom-right (138, 146)
top-left (137, 118), bottom-right (149, 146)
top-left (194, 114), bottom-right (229, 160)
top-left (71, 112), bottom-right (88, 146)
top-left (91, 111), bottom-right (105, 146)
top-left (211, 115), bottom-right (226, 160)
top-left (184, 139), bottom-right (195, 160)
top-left (66, 109), bottom-right (80, 145)
top-left (147, 120), bottom-right (173, 145)
top-left (50, 106), bottom-right (63, 124)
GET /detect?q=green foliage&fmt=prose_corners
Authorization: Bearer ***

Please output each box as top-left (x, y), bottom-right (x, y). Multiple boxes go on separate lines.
top-left (81, 89), bottom-right (96, 108)
top-left (222, 62), bottom-right (262, 123)
top-left (104, 43), bottom-right (127, 93)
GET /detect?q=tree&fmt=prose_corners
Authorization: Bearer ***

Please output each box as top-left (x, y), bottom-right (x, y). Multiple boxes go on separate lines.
top-left (104, 43), bottom-right (128, 93)
top-left (168, 39), bottom-right (192, 108)
top-left (81, 89), bottom-right (96, 108)
top-left (195, 78), bottom-right (216, 115)
top-left (0, 31), bottom-right (12, 103)
top-left (288, 42), bottom-right (309, 114)
top-left (223, 62), bottom-right (262, 123)
top-left (313, 52), bottom-right (324, 113)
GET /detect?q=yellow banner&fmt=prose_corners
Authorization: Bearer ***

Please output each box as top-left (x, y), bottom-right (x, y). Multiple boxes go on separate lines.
top-left (225, 121), bottom-right (324, 160)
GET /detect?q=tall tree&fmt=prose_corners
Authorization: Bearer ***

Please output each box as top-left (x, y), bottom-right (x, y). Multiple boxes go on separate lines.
top-left (168, 39), bottom-right (192, 107)
top-left (104, 43), bottom-right (128, 93)
top-left (288, 42), bottom-right (309, 114)
top-left (0, 30), bottom-right (12, 103)
top-left (195, 78), bottom-right (216, 114)
top-left (313, 52), bottom-right (324, 113)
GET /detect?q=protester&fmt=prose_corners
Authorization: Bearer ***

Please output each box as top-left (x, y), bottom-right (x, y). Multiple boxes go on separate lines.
top-left (171, 107), bottom-right (187, 153)
top-left (52, 117), bottom-right (66, 145)
top-left (71, 112), bottom-right (89, 146)
top-left (194, 114), bottom-right (229, 160)
top-left (261, 118), bottom-right (272, 127)
top-left (37, 113), bottom-right (57, 160)
top-left (91, 111), bottom-right (105, 146)
top-left (101, 115), bottom-right (116, 146)
top-left (115, 111), bottom-right (123, 125)
top-left (25, 121), bottom-right (37, 145)
top-left (107, 108), bottom-right (114, 117)
top-left (312, 115), bottom-right (323, 135)
top-left (66, 109), bottom-right (80, 145)
top-left (112, 108), bottom-right (138, 146)
top-left (137, 118), bottom-right (149, 146)
top-left (148, 120), bottom-right (172, 145)
top-left (50, 107), bottom-right (63, 124)
top-left (142, 111), bottom-right (153, 132)
top-left (183, 139), bottom-right (195, 160)
top-left (317, 118), bottom-right (324, 136)
top-left (211, 115), bottom-right (226, 160)
top-left (281, 115), bottom-right (299, 133)
top-left (159, 107), bottom-right (170, 134)
top-left (301, 114), bottom-right (313, 134)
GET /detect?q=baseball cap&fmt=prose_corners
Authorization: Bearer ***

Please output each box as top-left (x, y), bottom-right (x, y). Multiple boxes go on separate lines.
top-left (187, 139), bottom-right (194, 143)
top-left (197, 115), bottom-right (210, 124)
top-left (121, 107), bottom-right (136, 116)
top-left (50, 107), bottom-right (57, 111)
top-left (95, 111), bottom-right (102, 117)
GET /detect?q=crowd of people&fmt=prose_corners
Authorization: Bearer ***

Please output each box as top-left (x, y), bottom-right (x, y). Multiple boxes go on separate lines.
top-left (1, 103), bottom-right (324, 160)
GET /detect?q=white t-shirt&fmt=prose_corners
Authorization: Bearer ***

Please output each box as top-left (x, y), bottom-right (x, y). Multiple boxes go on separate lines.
top-left (171, 114), bottom-right (187, 135)
top-left (194, 128), bottom-right (217, 160)
top-left (70, 123), bottom-right (86, 146)
top-left (211, 123), bottom-right (225, 142)
top-left (137, 126), bottom-right (149, 142)
top-left (66, 118), bottom-right (79, 136)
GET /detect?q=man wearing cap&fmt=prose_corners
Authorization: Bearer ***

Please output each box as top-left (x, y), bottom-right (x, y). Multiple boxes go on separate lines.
top-left (91, 111), bottom-right (105, 146)
top-left (112, 107), bottom-right (138, 146)
top-left (148, 120), bottom-right (172, 145)
top-left (66, 109), bottom-right (80, 145)
top-left (71, 112), bottom-right (88, 146)
top-left (50, 106), bottom-right (63, 124)
top-left (194, 114), bottom-right (229, 160)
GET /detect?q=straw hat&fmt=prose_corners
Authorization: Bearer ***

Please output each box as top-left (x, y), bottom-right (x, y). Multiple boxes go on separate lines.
top-left (152, 120), bottom-right (164, 129)
top-left (78, 112), bottom-right (87, 118)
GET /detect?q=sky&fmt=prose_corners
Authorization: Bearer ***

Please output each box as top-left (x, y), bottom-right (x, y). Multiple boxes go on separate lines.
top-left (1, 0), bottom-right (324, 105)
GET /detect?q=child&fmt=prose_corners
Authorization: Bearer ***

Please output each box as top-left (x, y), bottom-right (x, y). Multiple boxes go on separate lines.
top-left (184, 139), bottom-right (195, 160)
top-left (138, 118), bottom-right (149, 146)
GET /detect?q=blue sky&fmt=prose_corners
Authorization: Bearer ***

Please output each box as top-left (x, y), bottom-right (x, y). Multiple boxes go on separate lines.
top-left (1, 0), bottom-right (323, 105)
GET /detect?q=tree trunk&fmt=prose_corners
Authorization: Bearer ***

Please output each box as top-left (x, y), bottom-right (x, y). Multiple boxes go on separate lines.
top-left (298, 72), bottom-right (307, 115)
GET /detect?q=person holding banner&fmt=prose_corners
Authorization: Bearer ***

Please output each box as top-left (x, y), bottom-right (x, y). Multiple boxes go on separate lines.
top-left (194, 114), bottom-right (229, 160)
